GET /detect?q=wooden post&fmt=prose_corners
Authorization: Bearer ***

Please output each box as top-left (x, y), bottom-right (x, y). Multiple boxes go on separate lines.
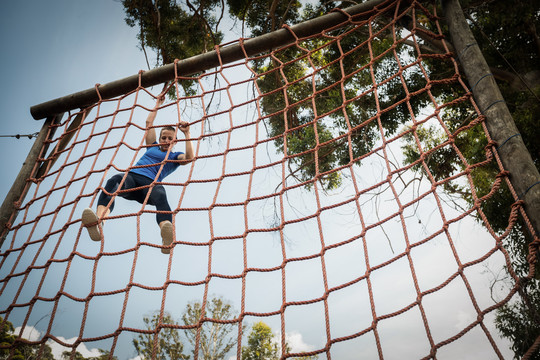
top-left (36, 110), bottom-right (89, 179)
top-left (442, 0), bottom-right (540, 238)
top-left (0, 114), bottom-right (63, 247)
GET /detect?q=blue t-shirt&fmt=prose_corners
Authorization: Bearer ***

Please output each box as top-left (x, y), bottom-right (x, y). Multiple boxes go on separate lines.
top-left (130, 142), bottom-right (184, 182)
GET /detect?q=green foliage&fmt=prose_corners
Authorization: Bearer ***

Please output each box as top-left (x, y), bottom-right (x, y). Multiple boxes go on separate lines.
top-left (61, 349), bottom-right (118, 360)
top-left (241, 322), bottom-right (318, 360)
top-left (182, 297), bottom-right (238, 360)
top-left (92, 350), bottom-right (118, 360)
top-left (227, 0), bottom-right (302, 35)
top-left (241, 322), bottom-right (280, 360)
top-left (132, 298), bottom-right (237, 360)
top-left (133, 312), bottom-right (189, 360)
top-left (495, 286), bottom-right (540, 360)
top-left (400, 1), bottom-right (540, 357)
top-left (122, 0), bottom-right (224, 96)
top-left (0, 317), bottom-right (18, 359)
top-left (122, 0), bottom-right (224, 63)
top-left (0, 317), bottom-right (54, 360)
top-left (239, 0), bottom-right (465, 191)
top-left (399, 0), bottom-right (540, 275)
top-left (460, 0), bottom-right (540, 169)
top-left (61, 351), bottom-right (86, 360)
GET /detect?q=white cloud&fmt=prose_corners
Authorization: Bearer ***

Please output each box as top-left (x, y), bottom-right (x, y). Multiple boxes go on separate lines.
top-left (14, 326), bottom-right (102, 359)
top-left (49, 336), bottom-right (102, 359)
top-left (285, 331), bottom-right (314, 353)
top-left (14, 326), bottom-right (41, 342)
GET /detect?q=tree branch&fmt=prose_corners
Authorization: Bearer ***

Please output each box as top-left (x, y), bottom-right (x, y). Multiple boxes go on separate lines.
top-left (268, 0), bottom-right (282, 32)
top-left (138, 16), bottom-right (152, 70)
top-left (278, 0), bottom-right (297, 28)
top-left (185, 0), bottom-right (219, 50)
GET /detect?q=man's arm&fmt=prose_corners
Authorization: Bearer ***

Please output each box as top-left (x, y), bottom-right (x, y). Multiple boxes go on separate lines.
top-left (177, 121), bottom-right (194, 162)
top-left (145, 96), bottom-right (165, 145)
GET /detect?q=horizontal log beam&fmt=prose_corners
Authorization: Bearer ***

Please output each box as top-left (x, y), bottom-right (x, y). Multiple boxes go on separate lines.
top-left (30, 0), bottom-right (389, 120)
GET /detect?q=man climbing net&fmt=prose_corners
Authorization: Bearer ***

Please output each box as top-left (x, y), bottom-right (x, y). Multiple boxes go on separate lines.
top-left (82, 96), bottom-right (194, 254)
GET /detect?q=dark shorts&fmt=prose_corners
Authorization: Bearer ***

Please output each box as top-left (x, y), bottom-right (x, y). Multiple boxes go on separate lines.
top-left (97, 172), bottom-right (172, 224)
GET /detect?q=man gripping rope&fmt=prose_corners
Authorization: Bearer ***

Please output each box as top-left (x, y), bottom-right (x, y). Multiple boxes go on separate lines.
top-left (82, 96), bottom-right (194, 254)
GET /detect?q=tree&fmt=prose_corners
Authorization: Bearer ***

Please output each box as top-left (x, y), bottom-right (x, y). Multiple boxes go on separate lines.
top-left (0, 317), bottom-right (54, 360)
top-left (133, 311), bottom-right (189, 360)
top-left (122, 0), bottom-right (224, 65)
top-left (121, 0), bottom-right (224, 96)
top-left (241, 321), bottom-right (317, 360)
top-left (89, 350), bottom-right (118, 360)
top-left (495, 288), bottom-right (540, 359)
top-left (241, 322), bottom-right (280, 360)
top-left (182, 297), bottom-right (239, 360)
top-left (61, 349), bottom-right (119, 360)
top-left (61, 351), bottom-right (86, 360)
top-left (399, 1), bottom-right (540, 358)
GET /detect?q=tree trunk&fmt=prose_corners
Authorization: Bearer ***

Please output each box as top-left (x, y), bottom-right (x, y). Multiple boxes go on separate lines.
top-left (442, 0), bottom-right (540, 240)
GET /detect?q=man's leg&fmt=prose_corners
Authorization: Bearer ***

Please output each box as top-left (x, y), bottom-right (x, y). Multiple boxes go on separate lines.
top-left (148, 184), bottom-right (174, 254)
top-left (83, 174), bottom-right (125, 241)
top-left (159, 220), bottom-right (174, 254)
top-left (82, 208), bottom-right (102, 241)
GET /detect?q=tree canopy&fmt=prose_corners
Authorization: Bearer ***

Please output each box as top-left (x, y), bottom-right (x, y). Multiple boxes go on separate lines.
top-left (241, 321), bottom-right (318, 360)
top-left (122, 0), bottom-right (225, 95)
top-left (132, 297), bottom-right (238, 360)
top-left (60, 349), bottom-right (117, 360)
top-left (0, 317), bottom-right (54, 360)
top-left (132, 311), bottom-right (189, 360)
top-left (181, 297), bottom-right (239, 360)
top-left (241, 322), bottom-right (280, 360)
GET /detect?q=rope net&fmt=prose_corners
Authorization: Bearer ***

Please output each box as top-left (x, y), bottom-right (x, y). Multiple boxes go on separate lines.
top-left (1, 0), bottom-right (538, 359)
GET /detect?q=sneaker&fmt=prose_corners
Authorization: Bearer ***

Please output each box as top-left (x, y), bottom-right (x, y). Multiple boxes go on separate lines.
top-left (82, 208), bottom-right (102, 241)
top-left (160, 221), bottom-right (174, 254)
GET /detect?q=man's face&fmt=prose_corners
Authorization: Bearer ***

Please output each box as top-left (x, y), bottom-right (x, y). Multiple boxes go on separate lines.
top-left (159, 130), bottom-right (175, 151)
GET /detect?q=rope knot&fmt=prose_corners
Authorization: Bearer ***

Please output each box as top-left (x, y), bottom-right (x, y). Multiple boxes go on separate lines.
top-left (485, 139), bottom-right (497, 148)
top-left (496, 171), bottom-right (510, 179)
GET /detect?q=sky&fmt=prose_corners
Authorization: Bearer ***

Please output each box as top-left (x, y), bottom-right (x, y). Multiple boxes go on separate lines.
top-left (0, 0), bottom-right (148, 203)
top-left (0, 1), bottom-right (517, 360)
top-left (0, 2), bottom-right (149, 357)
